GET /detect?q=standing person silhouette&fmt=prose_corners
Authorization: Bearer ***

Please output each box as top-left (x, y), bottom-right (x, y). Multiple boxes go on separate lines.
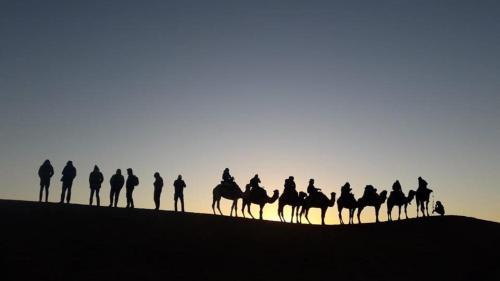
top-left (89, 165), bottom-right (104, 206)
top-left (38, 159), bottom-right (54, 202)
top-left (153, 172), bottom-right (164, 210)
top-left (173, 175), bottom-right (186, 212)
top-left (60, 161), bottom-right (76, 204)
top-left (125, 168), bottom-right (139, 208)
top-left (109, 169), bottom-right (125, 207)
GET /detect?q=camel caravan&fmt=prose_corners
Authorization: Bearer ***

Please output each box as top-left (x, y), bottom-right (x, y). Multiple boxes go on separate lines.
top-left (212, 169), bottom-right (442, 225)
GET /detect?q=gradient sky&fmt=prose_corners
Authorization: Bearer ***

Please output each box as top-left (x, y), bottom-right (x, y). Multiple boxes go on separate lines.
top-left (1, 0), bottom-right (499, 224)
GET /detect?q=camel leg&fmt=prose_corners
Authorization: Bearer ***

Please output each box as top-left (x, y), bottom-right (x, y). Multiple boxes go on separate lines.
top-left (305, 208), bottom-right (311, 224)
top-left (278, 204), bottom-right (284, 222)
top-left (217, 200), bottom-right (223, 215)
top-left (398, 206), bottom-right (401, 220)
top-left (231, 200), bottom-right (237, 217)
top-left (248, 204), bottom-right (254, 219)
top-left (387, 205), bottom-right (392, 221)
top-left (291, 206), bottom-right (295, 223)
top-left (420, 202), bottom-right (425, 217)
top-left (212, 198), bottom-right (216, 215)
top-left (259, 205), bottom-right (264, 220)
top-left (404, 204), bottom-right (408, 219)
top-left (241, 202), bottom-right (246, 218)
top-left (349, 208), bottom-right (354, 224)
top-left (321, 208), bottom-right (326, 225)
top-left (338, 207), bottom-right (344, 225)
top-left (357, 207), bottom-right (363, 224)
top-left (425, 201), bottom-right (430, 216)
top-left (234, 200), bottom-right (239, 217)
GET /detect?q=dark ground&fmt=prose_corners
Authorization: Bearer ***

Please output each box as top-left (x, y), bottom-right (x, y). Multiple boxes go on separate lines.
top-left (1, 199), bottom-right (499, 281)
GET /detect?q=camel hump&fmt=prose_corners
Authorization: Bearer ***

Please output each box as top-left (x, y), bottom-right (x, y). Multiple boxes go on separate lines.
top-left (309, 192), bottom-right (328, 204)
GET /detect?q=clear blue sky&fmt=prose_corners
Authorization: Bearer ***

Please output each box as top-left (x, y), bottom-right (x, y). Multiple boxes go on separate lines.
top-left (1, 0), bottom-right (499, 223)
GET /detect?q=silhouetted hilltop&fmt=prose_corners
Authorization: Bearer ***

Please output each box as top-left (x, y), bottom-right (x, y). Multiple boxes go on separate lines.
top-left (1, 199), bottom-right (499, 281)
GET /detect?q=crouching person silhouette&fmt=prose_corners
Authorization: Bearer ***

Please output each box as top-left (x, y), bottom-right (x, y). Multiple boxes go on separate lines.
top-left (89, 165), bottom-right (104, 206)
top-left (109, 169), bottom-right (125, 207)
top-left (173, 175), bottom-right (186, 212)
top-left (126, 168), bottom-right (139, 208)
top-left (433, 201), bottom-right (445, 216)
top-left (60, 161), bottom-right (76, 204)
top-left (153, 172), bottom-right (163, 210)
top-left (38, 159), bottom-right (54, 202)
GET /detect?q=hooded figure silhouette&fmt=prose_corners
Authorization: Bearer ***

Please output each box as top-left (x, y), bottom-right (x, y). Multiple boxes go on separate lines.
top-left (60, 161), bottom-right (76, 204)
top-left (89, 165), bottom-right (104, 206)
top-left (38, 159), bottom-right (54, 202)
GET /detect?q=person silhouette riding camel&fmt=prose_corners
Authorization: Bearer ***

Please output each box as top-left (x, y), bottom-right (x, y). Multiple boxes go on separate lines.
top-left (222, 168), bottom-right (233, 184)
top-left (307, 179), bottom-right (321, 195)
top-left (221, 168), bottom-right (236, 190)
top-left (340, 182), bottom-right (355, 201)
top-left (249, 174), bottom-right (262, 190)
top-left (391, 180), bottom-right (404, 201)
top-left (417, 177), bottom-right (429, 192)
top-left (362, 185), bottom-right (377, 201)
top-left (284, 176), bottom-right (296, 194)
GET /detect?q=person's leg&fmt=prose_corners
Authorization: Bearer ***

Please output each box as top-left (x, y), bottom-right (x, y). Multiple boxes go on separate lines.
top-left (130, 188), bottom-right (134, 208)
top-left (125, 188), bottom-right (130, 208)
top-left (174, 193), bottom-right (178, 212)
top-left (96, 189), bottom-right (100, 206)
top-left (90, 189), bottom-right (94, 205)
top-left (115, 189), bottom-right (121, 207)
top-left (180, 193), bottom-right (185, 212)
top-left (109, 188), bottom-right (114, 207)
top-left (66, 184), bottom-right (72, 203)
top-left (44, 185), bottom-right (49, 202)
top-left (153, 190), bottom-right (159, 210)
top-left (60, 184), bottom-right (67, 203)
top-left (39, 182), bottom-right (44, 202)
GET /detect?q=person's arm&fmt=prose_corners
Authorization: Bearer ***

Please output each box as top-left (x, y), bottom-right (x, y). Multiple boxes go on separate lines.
top-left (49, 166), bottom-right (54, 177)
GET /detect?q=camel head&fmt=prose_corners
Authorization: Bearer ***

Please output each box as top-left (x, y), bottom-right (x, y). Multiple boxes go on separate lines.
top-left (379, 190), bottom-right (388, 203)
top-left (328, 192), bottom-right (337, 207)
top-left (407, 190), bottom-right (416, 204)
top-left (268, 190), bottom-right (279, 203)
top-left (298, 191), bottom-right (307, 199)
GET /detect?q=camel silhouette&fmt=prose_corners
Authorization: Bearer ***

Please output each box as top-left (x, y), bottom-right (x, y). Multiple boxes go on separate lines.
top-left (242, 185), bottom-right (279, 220)
top-left (337, 184), bottom-right (357, 225)
top-left (212, 182), bottom-right (244, 217)
top-left (416, 188), bottom-right (433, 217)
top-left (387, 190), bottom-right (416, 221)
top-left (300, 192), bottom-right (336, 225)
top-left (278, 190), bottom-right (307, 223)
top-left (357, 188), bottom-right (387, 223)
